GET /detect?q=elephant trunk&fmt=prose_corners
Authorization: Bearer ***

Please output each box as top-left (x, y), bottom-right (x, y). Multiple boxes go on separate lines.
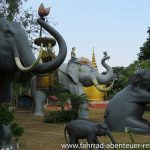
top-left (32, 18), bottom-right (67, 74)
top-left (92, 79), bottom-right (114, 92)
top-left (97, 56), bottom-right (114, 84)
top-left (14, 18), bottom-right (67, 74)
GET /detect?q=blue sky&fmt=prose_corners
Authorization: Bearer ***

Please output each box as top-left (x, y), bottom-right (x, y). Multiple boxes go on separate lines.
top-left (25, 0), bottom-right (150, 71)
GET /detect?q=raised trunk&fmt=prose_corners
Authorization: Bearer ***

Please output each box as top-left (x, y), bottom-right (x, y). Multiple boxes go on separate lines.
top-left (96, 56), bottom-right (114, 84)
top-left (15, 18), bottom-right (67, 74)
top-left (32, 18), bottom-right (67, 74)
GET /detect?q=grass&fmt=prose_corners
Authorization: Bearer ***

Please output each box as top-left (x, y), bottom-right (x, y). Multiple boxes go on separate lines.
top-left (14, 108), bottom-right (150, 150)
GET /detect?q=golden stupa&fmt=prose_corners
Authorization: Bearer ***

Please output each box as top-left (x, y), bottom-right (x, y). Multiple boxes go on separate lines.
top-left (83, 47), bottom-right (106, 101)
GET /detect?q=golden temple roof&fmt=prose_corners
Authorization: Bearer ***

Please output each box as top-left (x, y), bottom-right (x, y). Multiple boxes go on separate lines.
top-left (91, 47), bottom-right (98, 69)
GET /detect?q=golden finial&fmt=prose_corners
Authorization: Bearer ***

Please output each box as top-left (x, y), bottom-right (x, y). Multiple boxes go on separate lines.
top-left (91, 47), bottom-right (98, 69)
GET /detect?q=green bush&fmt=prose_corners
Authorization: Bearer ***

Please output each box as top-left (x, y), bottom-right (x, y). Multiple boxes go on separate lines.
top-left (44, 94), bottom-right (88, 123)
top-left (55, 92), bottom-right (70, 111)
top-left (70, 94), bottom-right (88, 111)
top-left (0, 103), bottom-right (14, 125)
top-left (44, 110), bottom-right (78, 123)
top-left (0, 103), bottom-right (24, 145)
top-left (11, 122), bottom-right (24, 140)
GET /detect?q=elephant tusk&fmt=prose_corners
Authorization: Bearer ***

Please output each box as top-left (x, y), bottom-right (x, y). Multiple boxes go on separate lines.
top-left (92, 79), bottom-right (114, 92)
top-left (15, 48), bottom-right (43, 72)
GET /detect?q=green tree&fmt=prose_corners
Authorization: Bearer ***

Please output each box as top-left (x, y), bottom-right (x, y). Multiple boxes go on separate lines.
top-left (56, 92), bottom-right (70, 111)
top-left (0, 0), bottom-right (39, 43)
top-left (0, 0), bottom-right (26, 21)
top-left (138, 27), bottom-right (150, 61)
top-left (108, 66), bottom-right (128, 98)
top-left (109, 60), bottom-right (150, 98)
top-left (0, 104), bottom-right (14, 125)
top-left (140, 59), bottom-right (150, 68)
top-left (69, 94), bottom-right (88, 113)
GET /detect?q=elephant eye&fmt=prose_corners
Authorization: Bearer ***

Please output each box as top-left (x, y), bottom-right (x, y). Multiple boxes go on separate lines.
top-left (5, 30), bottom-right (13, 37)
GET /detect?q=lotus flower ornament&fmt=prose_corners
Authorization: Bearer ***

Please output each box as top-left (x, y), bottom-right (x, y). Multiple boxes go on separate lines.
top-left (38, 3), bottom-right (51, 36)
top-left (38, 3), bottom-right (51, 19)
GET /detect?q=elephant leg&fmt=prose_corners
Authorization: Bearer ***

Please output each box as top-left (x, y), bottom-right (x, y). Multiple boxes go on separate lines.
top-left (126, 118), bottom-right (150, 134)
top-left (94, 137), bottom-right (104, 150)
top-left (34, 90), bottom-right (47, 116)
top-left (69, 135), bottom-right (79, 150)
top-left (75, 139), bottom-right (81, 150)
top-left (78, 100), bottom-right (89, 119)
top-left (87, 134), bottom-right (95, 150)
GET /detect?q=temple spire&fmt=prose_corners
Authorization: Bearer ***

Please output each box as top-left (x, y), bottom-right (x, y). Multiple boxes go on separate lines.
top-left (91, 47), bottom-right (98, 70)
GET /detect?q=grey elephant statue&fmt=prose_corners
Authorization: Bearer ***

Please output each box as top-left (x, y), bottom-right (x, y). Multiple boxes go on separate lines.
top-left (64, 120), bottom-right (116, 150)
top-left (104, 69), bottom-right (150, 134)
top-left (0, 18), bottom-right (67, 102)
top-left (0, 17), bottom-right (67, 149)
top-left (59, 55), bottom-right (114, 94)
top-left (31, 54), bottom-right (114, 117)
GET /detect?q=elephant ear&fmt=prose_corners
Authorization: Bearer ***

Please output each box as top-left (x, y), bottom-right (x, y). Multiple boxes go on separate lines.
top-left (67, 61), bottom-right (80, 84)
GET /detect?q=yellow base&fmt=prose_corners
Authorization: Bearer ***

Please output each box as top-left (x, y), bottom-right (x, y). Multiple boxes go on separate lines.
top-left (83, 86), bottom-right (106, 101)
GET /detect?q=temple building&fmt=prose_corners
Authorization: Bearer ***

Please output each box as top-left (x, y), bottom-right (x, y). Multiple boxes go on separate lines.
top-left (83, 47), bottom-right (106, 101)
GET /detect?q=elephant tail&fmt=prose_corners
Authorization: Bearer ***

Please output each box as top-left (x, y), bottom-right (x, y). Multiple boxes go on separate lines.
top-left (64, 124), bottom-right (69, 144)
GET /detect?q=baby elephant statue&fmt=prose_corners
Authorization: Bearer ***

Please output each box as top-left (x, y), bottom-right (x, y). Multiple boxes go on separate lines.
top-left (64, 120), bottom-right (116, 150)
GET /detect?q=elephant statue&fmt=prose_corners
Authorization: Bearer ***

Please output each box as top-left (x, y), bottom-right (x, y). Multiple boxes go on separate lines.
top-left (58, 54), bottom-right (114, 94)
top-left (104, 69), bottom-right (150, 134)
top-left (64, 119), bottom-right (116, 150)
top-left (0, 18), bottom-right (67, 102)
top-left (31, 54), bottom-right (114, 117)
top-left (0, 17), bottom-right (67, 149)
